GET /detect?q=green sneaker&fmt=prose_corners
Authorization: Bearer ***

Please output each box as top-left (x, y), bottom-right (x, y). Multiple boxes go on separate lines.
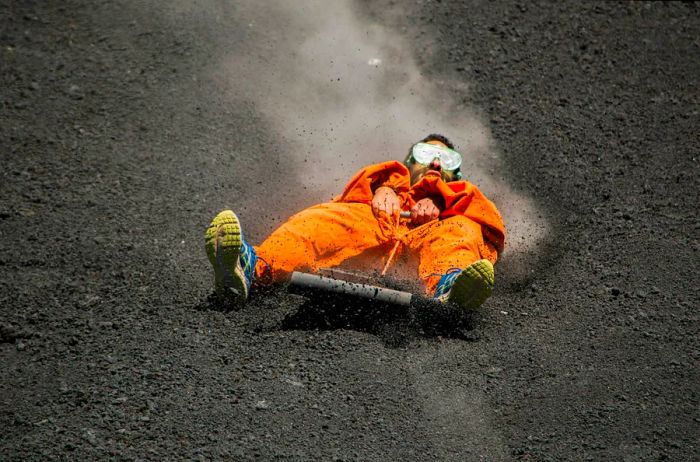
top-left (204, 210), bottom-right (257, 306)
top-left (433, 259), bottom-right (495, 311)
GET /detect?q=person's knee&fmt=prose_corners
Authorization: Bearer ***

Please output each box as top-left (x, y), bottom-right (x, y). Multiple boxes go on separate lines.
top-left (426, 216), bottom-right (481, 241)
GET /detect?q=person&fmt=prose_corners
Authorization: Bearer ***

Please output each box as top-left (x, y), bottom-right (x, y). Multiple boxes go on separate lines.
top-left (204, 134), bottom-right (506, 313)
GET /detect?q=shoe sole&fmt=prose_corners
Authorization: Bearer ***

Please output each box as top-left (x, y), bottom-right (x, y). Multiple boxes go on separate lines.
top-left (204, 210), bottom-right (248, 305)
top-left (447, 259), bottom-right (495, 311)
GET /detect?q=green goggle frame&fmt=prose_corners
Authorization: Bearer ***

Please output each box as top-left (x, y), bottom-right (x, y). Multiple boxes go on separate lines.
top-left (406, 142), bottom-right (463, 171)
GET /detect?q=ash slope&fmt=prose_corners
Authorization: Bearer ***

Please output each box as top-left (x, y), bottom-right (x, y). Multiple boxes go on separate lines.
top-left (1, 1), bottom-right (698, 461)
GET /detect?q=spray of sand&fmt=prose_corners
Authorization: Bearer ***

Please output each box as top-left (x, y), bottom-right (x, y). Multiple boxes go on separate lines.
top-left (175, 0), bottom-right (547, 281)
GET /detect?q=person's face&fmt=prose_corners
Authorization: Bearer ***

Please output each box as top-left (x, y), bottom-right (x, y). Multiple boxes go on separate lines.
top-left (407, 140), bottom-right (460, 185)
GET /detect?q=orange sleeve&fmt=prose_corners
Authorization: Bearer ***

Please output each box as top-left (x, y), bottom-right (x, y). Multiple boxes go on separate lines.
top-left (411, 172), bottom-right (506, 253)
top-left (333, 161), bottom-right (411, 204)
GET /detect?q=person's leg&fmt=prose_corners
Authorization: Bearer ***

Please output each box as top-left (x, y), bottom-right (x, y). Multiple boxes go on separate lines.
top-left (204, 210), bottom-right (258, 306)
top-left (408, 215), bottom-right (498, 310)
top-left (254, 202), bottom-right (388, 283)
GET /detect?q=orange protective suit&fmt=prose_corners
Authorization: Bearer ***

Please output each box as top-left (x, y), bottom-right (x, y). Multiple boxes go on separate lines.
top-left (254, 161), bottom-right (505, 295)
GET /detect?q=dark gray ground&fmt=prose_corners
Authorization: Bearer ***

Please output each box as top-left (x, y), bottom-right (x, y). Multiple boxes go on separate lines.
top-left (1, 1), bottom-right (698, 460)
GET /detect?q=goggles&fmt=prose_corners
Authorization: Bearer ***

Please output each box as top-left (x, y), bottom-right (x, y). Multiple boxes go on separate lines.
top-left (410, 142), bottom-right (462, 171)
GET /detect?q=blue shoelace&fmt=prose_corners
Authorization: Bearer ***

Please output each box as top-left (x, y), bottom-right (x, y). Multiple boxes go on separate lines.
top-left (432, 267), bottom-right (462, 299)
top-left (239, 236), bottom-right (257, 290)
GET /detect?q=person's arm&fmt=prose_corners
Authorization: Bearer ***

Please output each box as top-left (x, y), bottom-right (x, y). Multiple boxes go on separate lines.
top-left (408, 171), bottom-right (445, 225)
top-left (335, 161), bottom-right (410, 205)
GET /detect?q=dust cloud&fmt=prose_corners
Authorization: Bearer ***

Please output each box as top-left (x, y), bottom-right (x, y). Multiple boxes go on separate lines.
top-left (199, 0), bottom-right (546, 273)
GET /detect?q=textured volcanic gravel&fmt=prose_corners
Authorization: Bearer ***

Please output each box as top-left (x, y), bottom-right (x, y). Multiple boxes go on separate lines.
top-left (1, 1), bottom-right (698, 460)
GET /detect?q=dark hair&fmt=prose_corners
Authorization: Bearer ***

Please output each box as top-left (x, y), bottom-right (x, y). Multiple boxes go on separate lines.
top-left (420, 133), bottom-right (455, 149)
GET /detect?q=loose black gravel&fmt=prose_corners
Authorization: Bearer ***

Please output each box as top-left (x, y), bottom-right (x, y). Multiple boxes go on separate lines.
top-left (1, 1), bottom-right (698, 461)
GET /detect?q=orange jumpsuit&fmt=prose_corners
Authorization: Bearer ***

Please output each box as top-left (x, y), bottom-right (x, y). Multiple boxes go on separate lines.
top-left (254, 161), bottom-right (505, 295)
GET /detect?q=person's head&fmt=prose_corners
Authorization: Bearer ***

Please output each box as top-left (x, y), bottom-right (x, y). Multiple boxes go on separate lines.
top-left (404, 134), bottom-right (462, 185)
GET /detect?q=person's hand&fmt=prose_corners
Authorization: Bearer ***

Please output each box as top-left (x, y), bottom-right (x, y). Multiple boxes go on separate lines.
top-left (372, 186), bottom-right (401, 219)
top-left (411, 197), bottom-right (440, 225)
